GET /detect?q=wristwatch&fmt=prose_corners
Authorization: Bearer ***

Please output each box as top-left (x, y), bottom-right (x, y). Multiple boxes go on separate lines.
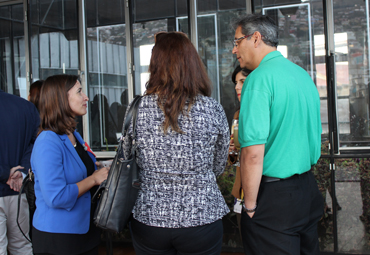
top-left (242, 203), bottom-right (257, 213)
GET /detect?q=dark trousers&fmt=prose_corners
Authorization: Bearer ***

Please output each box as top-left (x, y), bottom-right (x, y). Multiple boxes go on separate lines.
top-left (34, 246), bottom-right (98, 255)
top-left (241, 171), bottom-right (323, 255)
top-left (130, 218), bottom-right (223, 255)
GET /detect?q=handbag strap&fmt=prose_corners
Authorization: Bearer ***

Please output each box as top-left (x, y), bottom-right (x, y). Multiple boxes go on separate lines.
top-left (122, 95), bottom-right (142, 155)
top-left (122, 95), bottom-right (142, 139)
top-left (16, 168), bottom-right (33, 243)
top-left (121, 96), bottom-right (142, 189)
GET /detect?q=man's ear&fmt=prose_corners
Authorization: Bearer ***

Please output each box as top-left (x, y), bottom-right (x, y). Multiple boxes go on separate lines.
top-left (253, 31), bottom-right (263, 48)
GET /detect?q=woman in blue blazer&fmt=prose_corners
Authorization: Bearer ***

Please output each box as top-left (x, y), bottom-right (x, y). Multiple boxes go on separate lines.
top-left (31, 74), bottom-right (109, 255)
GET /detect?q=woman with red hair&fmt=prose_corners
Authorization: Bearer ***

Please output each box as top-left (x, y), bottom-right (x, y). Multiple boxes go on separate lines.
top-left (124, 32), bottom-right (230, 254)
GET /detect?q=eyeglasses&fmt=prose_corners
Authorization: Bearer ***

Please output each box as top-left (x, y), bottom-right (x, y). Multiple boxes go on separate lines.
top-left (233, 34), bottom-right (254, 48)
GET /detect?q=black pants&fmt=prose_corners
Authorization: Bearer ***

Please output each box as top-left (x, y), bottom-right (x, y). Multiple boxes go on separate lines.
top-left (130, 218), bottom-right (223, 255)
top-left (241, 171), bottom-right (323, 255)
top-left (34, 245), bottom-right (98, 255)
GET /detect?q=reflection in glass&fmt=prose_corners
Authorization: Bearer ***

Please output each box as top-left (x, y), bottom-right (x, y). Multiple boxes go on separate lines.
top-left (29, 0), bottom-right (79, 80)
top-left (332, 0), bottom-right (370, 148)
top-left (133, 20), bottom-right (168, 95)
top-left (263, 4), bottom-right (313, 78)
top-left (312, 157), bottom-right (334, 251)
top-left (0, 4), bottom-right (25, 97)
top-left (87, 25), bottom-right (128, 151)
top-left (198, 14), bottom-right (219, 101)
top-left (177, 14), bottom-right (227, 102)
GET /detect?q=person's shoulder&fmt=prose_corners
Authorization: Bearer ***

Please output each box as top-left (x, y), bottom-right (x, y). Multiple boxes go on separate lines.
top-left (195, 95), bottom-right (225, 115)
top-left (0, 91), bottom-right (37, 109)
top-left (37, 130), bottom-right (61, 142)
top-left (33, 131), bottom-right (65, 158)
top-left (196, 94), bottom-right (218, 105)
top-left (141, 94), bottom-right (156, 104)
top-left (0, 90), bottom-right (26, 103)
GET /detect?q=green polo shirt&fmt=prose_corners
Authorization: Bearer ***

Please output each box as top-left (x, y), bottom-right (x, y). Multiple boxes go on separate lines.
top-left (239, 51), bottom-right (322, 178)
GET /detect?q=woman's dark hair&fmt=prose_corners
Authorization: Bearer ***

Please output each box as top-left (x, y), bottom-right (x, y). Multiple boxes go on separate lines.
top-left (29, 80), bottom-right (44, 110)
top-left (38, 74), bottom-right (80, 135)
top-left (231, 66), bottom-right (252, 85)
top-left (145, 31), bottom-right (212, 134)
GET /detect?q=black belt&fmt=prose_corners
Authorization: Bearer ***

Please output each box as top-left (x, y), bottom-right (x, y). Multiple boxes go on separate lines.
top-left (262, 171), bottom-right (310, 183)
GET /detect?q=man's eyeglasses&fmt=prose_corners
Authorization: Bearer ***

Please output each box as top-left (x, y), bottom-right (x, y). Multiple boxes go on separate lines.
top-left (233, 34), bottom-right (254, 48)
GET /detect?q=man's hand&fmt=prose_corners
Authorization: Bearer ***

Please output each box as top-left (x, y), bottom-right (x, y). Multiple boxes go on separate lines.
top-left (6, 165), bottom-right (24, 192)
top-left (247, 211), bottom-right (255, 218)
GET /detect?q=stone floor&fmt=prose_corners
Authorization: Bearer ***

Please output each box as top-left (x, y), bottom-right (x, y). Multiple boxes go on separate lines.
top-left (98, 181), bottom-right (370, 254)
top-left (318, 181), bottom-right (370, 254)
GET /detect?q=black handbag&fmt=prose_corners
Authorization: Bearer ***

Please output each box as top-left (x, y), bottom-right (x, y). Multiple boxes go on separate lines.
top-left (17, 168), bottom-right (36, 242)
top-left (92, 95), bottom-right (142, 233)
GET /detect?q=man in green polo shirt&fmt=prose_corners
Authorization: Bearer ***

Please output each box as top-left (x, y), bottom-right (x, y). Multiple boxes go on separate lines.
top-left (232, 14), bottom-right (323, 255)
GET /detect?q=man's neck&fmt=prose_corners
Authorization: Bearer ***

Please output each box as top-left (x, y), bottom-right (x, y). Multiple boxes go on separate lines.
top-left (253, 47), bottom-right (277, 69)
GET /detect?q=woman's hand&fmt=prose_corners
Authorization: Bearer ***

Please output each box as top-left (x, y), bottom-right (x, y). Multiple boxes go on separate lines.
top-left (92, 167), bottom-right (109, 186)
top-left (95, 161), bottom-right (102, 169)
top-left (77, 167), bottom-right (109, 197)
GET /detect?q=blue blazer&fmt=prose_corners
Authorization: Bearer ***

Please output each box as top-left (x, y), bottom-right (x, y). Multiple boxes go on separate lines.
top-left (31, 130), bottom-right (97, 234)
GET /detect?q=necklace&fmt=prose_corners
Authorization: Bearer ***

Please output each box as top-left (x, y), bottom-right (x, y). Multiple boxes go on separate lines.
top-left (73, 143), bottom-right (77, 148)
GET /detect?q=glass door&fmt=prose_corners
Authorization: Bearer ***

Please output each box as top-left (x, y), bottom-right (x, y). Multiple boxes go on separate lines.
top-left (132, 19), bottom-right (170, 95)
top-left (332, 0), bottom-right (370, 253)
top-left (132, 0), bottom-right (188, 95)
top-left (176, 14), bottom-right (220, 101)
top-left (85, 0), bottom-right (129, 152)
top-left (333, 0), bottom-right (370, 149)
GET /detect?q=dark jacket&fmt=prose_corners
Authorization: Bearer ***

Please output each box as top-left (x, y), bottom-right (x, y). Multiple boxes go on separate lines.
top-left (0, 89), bottom-right (40, 197)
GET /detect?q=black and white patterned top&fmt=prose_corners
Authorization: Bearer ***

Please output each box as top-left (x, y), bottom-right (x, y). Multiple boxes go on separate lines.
top-left (123, 94), bottom-right (230, 228)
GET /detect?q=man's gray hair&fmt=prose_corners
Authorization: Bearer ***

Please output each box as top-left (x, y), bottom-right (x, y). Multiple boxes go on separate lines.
top-left (232, 14), bottom-right (278, 47)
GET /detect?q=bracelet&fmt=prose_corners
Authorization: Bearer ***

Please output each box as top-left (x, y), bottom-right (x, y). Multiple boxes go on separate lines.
top-left (242, 203), bottom-right (257, 213)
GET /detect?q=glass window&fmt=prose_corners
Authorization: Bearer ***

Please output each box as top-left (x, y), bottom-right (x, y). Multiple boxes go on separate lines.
top-left (198, 0), bottom-right (217, 13)
top-left (0, 5), bottom-right (11, 19)
top-left (29, 0), bottom-right (79, 80)
top-left (196, 6), bottom-right (248, 127)
top-left (176, 0), bottom-right (187, 16)
top-left (13, 21), bottom-right (26, 98)
top-left (86, 0), bottom-right (125, 27)
top-left (0, 19), bottom-right (12, 93)
top-left (30, 0), bottom-right (77, 29)
top-left (0, 4), bottom-right (26, 98)
top-left (11, 4), bottom-right (23, 22)
top-left (134, 0), bottom-right (175, 22)
top-left (132, 0), bottom-right (188, 96)
top-left (219, 0), bottom-right (246, 11)
top-left (29, 0), bottom-right (81, 132)
top-left (133, 19), bottom-right (172, 95)
top-left (86, 0), bottom-right (128, 152)
top-left (332, 0), bottom-right (370, 149)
